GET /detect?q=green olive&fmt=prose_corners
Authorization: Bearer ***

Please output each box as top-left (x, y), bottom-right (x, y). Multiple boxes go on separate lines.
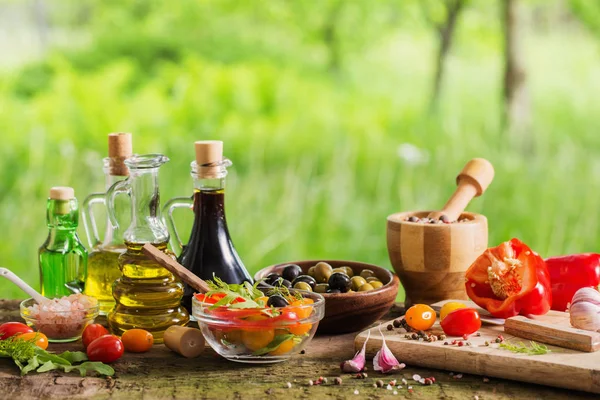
top-left (341, 266), bottom-right (354, 277)
top-left (332, 267), bottom-right (348, 276)
top-left (358, 283), bottom-right (374, 292)
top-left (347, 289), bottom-right (354, 293)
top-left (314, 283), bottom-right (329, 293)
top-left (293, 282), bottom-right (313, 292)
top-left (360, 269), bottom-right (375, 279)
top-left (308, 266), bottom-right (316, 277)
top-left (350, 276), bottom-right (367, 291)
top-left (370, 281), bottom-right (383, 289)
top-left (366, 277), bottom-right (380, 283)
top-left (314, 262), bottom-right (333, 283)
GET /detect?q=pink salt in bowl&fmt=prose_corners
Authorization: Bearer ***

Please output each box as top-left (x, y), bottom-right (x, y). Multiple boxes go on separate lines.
top-left (20, 295), bottom-right (99, 343)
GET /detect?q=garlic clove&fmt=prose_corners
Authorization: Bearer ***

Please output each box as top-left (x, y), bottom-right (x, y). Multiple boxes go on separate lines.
top-left (373, 325), bottom-right (406, 373)
top-left (570, 301), bottom-right (600, 332)
top-left (340, 330), bottom-right (370, 373)
top-left (571, 287), bottom-right (600, 307)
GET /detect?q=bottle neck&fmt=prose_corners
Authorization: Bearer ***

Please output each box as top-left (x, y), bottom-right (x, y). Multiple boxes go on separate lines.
top-left (105, 173), bottom-right (128, 189)
top-left (102, 171), bottom-right (128, 247)
top-left (47, 199), bottom-right (79, 229)
top-left (193, 174), bottom-right (226, 192)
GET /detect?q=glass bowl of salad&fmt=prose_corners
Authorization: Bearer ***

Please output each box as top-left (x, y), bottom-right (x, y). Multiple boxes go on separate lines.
top-left (192, 281), bottom-right (325, 363)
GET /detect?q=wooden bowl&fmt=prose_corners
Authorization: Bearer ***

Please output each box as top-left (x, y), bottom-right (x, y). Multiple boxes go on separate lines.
top-left (386, 211), bottom-right (488, 307)
top-left (255, 260), bottom-right (399, 334)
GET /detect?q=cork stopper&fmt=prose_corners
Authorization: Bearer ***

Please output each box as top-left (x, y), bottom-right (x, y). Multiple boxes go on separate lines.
top-left (108, 133), bottom-right (133, 176)
top-left (195, 140), bottom-right (223, 178)
top-left (49, 186), bottom-right (75, 200)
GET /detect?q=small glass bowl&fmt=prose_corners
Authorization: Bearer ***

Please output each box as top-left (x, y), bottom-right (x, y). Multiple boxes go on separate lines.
top-left (193, 291), bottom-right (325, 363)
top-left (20, 297), bottom-right (100, 343)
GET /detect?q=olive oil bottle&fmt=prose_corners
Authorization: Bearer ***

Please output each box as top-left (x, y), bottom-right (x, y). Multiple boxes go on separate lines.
top-left (82, 133), bottom-right (131, 315)
top-left (106, 154), bottom-right (189, 342)
top-left (39, 187), bottom-right (87, 298)
top-left (165, 141), bottom-right (251, 313)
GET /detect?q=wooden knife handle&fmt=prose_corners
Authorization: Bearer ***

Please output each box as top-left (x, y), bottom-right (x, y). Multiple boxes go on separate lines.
top-left (141, 243), bottom-right (211, 294)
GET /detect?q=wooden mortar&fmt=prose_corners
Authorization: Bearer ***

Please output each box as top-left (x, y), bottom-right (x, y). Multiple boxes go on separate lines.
top-left (386, 158), bottom-right (494, 307)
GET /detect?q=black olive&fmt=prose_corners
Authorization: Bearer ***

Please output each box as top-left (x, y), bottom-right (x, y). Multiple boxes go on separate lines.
top-left (265, 272), bottom-right (281, 285)
top-left (291, 275), bottom-right (317, 290)
top-left (267, 294), bottom-right (289, 307)
top-left (328, 272), bottom-right (351, 292)
top-left (273, 278), bottom-right (292, 288)
top-left (281, 264), bottom-right (302, 282)
top-left (326, 288), bottom-right (341, 294)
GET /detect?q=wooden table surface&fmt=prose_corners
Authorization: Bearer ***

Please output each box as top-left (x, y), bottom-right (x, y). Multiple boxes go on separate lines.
top-left (0, 299), bottom-right (596, 400)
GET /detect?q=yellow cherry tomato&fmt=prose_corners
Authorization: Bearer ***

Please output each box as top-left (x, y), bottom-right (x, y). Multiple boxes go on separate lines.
top-left (17, 332), bottom-right (48, 350)
top-left (122, 329), bottom-right (154, 353)
top-left (269, 338), bottom-right (296, 356)
top-left (241, 315), bottom-right (274, 351)
top-left (405, 304), bottom-right (436, 331)
top-left (440, 302), bottom-right (467, 321)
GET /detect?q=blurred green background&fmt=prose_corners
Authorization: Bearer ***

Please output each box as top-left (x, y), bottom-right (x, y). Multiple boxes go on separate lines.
top-left (1, 0), bottom-right (599, 300)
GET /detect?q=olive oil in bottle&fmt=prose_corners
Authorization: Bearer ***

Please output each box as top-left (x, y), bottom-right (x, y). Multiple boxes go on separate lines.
top-left (39, 187), bottom-right (87, 298)
top-left (106, 154), bottom-right (189, 342)
top-left (165, 141), bottom-right (251, 313)
top-left (82, 133), bottom-right (131, 315)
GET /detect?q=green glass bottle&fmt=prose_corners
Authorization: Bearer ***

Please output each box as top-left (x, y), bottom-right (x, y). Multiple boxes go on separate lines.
top-left (39, 186), bottom-right (88, 298)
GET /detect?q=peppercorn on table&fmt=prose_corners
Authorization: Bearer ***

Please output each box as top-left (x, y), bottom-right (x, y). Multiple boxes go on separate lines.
top-left (0, 300), bottom-right (596, 400)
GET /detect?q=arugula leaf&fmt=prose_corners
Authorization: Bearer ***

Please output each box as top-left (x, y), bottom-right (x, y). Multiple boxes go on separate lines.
top-left (57, 351), bottom-right (88, 364)
top-left (62, 362), bottom-right (115, 377)
top-left (252, 334), bottom-right (295, 356)
top-left (20, 356), bottom-right (40, 375)
top-left (35, 348), bottom-right (72, 365)
top-left (36, 360), bottom-right (58, 373)
top-left (0, 337), bottom-right (113, 376)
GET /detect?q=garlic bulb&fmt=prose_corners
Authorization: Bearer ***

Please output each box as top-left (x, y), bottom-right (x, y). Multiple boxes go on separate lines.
top-left (569, 287), bottom-right (600, 332)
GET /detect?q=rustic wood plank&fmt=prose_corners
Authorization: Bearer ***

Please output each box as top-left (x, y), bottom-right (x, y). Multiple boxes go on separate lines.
top-left (0, 300), bottom-right (597, 399)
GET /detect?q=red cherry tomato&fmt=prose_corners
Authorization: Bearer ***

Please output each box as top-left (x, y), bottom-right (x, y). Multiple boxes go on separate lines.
top-left (440, 308), bottom-right (482, 337)
top-left (82, 324), bottom-right (109, 349)
top-left (0, 322), bottom-right (34, 339)
top-left (86, 335), bottom-right (124, 363)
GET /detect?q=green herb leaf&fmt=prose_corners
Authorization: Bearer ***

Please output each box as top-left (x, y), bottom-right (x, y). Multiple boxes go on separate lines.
top-left (36, 360), bottom-right (58, 373)
top-left (35, 348), bottom-right (72, 365)
top-left (21, 356), bottom-right (40, 375)
top-left (0, 337), bottom-right (113, 376)
top-left (62, 362), bottom-right (115, 377)
top-left (252, 334), bottom-right (296, 356)
top-left (499, 341), bottom-right (550, 355)
top-left (57, 351), bottom-right (88, 364)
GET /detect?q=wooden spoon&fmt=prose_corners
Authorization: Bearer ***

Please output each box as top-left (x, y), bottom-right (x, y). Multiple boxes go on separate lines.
top-left (141, 243), bottom-right (211, 293)
top-left (427, 158), bottom-right (494, 222)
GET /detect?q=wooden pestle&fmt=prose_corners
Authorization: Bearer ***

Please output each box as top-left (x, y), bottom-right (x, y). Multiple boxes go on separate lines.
top-left (427, 158), bottom-right (494, 222)
top-left (141, 243), bottom-right (211, 293)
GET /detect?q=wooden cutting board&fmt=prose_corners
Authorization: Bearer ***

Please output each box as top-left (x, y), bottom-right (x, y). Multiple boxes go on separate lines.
top-left (355, 302), bottom-right (600, 394)
top-left (431, 299), bottom-right (600, 352)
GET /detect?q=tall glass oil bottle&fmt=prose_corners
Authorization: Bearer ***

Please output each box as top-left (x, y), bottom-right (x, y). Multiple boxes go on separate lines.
top-left (106, 154), bottom-right (189, 342)
top-left (39, 187), bottom-right (88, 298)
top-left (82, 133), bottom-right (132, 315)
top-left (165, 141), bottom-right (251, 313)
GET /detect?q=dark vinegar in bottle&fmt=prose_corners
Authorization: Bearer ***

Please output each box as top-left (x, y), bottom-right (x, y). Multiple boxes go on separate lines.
top-left (179, 189), bottom-right (251, 312)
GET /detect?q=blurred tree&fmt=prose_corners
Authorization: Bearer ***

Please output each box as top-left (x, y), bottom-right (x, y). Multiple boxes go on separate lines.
top-left (419, 0), bottom-right (468, 111)
top-left (502, 0), bottom-right (530, 134)
top-left (569, 0), bottom-right (600, 36)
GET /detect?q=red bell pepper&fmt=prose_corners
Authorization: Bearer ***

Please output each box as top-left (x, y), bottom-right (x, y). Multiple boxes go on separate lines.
top-left (545, 253), bottom-right (600, 311)
top-left (465, 238), bottom-right (552, 319)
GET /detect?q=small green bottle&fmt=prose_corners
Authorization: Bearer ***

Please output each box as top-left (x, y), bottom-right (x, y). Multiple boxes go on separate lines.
top-left (39, 186), bottom-right (88, 298)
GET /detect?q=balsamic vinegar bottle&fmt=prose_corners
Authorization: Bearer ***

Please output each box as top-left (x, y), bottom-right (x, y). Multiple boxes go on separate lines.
top-left (165, 140), bottom-right (252, 312)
